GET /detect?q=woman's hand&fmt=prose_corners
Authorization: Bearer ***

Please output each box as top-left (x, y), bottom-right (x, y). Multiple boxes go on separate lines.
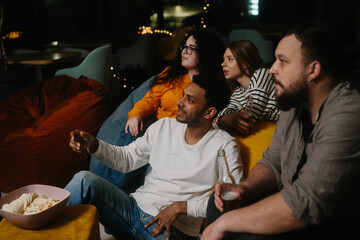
top-left (125, 116), bottom-right (143, 136)
top-left (220, 112), bottom-right (252, 134)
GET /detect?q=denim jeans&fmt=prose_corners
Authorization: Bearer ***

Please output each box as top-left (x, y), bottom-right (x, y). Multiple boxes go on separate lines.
top-left (65, 171), bottom-right (196, 240)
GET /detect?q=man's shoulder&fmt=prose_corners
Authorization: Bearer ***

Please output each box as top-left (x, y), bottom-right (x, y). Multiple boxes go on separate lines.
top-left (326, 81), bottom-right (360, 112)
top-left (151, 117), bottom-right (183, 129)
top-left (209, 127), bottom-right (236, 142)
top-left (144, 118), bottom-right (184, 141)
top-left (336, 81), bottom-right (360, 101)
top-left (161, 117), bottom-right (182, 125)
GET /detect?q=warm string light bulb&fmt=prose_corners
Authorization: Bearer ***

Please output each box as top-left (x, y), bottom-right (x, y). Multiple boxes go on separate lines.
top-left (137, 26), bottom-right (172, 36)
top-left (201, 0), bottom-right (210, 28)
top-left (110, 66), bottom-right (135, 89)
top-left (2, 31), bottom-right (23, 39)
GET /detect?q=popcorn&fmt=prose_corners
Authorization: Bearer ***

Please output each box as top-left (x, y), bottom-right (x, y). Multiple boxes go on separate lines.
top-left (1, 193), bottom-right (59, 214)
top-left (24, 195), bottom-right (59, 214)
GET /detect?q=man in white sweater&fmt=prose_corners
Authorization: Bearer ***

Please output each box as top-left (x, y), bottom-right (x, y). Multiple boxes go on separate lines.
top-left (66, 75), bottom-right (243, 240)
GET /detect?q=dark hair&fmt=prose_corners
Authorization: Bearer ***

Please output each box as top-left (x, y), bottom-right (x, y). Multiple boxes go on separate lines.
top-left (151, 28), bottom-right (225, 88)
top-left (192, 74), bottom-right (231, 118)
top-left (227, 40), bottom-right (263, 78)
top-left (284, 22), bottom-right (343, 80)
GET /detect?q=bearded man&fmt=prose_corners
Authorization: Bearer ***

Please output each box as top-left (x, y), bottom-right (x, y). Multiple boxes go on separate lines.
top-left (202, 22), bottom-right (360, 240)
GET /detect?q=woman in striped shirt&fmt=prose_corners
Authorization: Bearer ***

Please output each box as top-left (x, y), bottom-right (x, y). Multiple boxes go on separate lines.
top-left (214, 40), bottom-right (280, 135)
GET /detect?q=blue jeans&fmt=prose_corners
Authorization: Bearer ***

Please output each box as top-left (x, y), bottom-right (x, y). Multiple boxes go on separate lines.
top-left (65, 171), bottom-right (196, 240)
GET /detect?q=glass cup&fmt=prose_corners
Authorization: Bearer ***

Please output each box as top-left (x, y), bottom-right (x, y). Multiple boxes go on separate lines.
top-left (221, 190), bottom-right (240, 212)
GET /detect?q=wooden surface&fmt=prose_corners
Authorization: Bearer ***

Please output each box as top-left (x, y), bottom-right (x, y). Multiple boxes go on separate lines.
top-left (7, 52), bottom-right (81, 65)
top-left (0, 205), bottom-right (100, 240)
top-left (44, 42), bottom-right (112, 50)
top-left (7, 52), bottom-right (82, 81)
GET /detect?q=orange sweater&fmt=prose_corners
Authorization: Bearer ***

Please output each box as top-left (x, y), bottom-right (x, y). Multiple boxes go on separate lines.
top-left (128, 73), bottom-right (192, 120)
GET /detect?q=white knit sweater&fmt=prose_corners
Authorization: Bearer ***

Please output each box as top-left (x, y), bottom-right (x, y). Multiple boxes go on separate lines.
top-left (93, 117), bottom-right (242, 236)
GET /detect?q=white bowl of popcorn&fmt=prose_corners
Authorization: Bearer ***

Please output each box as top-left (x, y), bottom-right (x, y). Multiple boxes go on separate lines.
top-left (0, 184), bottom-right (70, 229)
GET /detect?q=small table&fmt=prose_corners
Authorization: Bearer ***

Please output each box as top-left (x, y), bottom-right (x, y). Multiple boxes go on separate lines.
top-left (44, 42), bottom-right (113, 50)
top-left (0, 205), bottom-right (100, 240)
top-left (7, 52), bottom-right (81, 81)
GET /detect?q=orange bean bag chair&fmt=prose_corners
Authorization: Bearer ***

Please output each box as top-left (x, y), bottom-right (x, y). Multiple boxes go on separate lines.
top-left (0, 75), bottom-right (109, 192)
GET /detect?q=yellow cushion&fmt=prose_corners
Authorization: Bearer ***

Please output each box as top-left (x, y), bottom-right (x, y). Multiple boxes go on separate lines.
top-left (233, 121), bottom-right (277, 178)
top-left (0, 205), bottom-right (100, 240)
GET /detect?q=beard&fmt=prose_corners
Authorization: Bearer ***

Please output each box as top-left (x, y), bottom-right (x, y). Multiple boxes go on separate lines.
top-left (274, 74), bottom-right (309, 111)
top-left (176, 105), bottom-right (207, 128)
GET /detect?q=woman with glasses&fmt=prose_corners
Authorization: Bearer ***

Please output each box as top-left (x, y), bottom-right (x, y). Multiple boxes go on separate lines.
top-left (93, 28), bottom-right (225, 193)
top-left (125, 28), bottom-right (225, 137)
top-left (213, 40), bottom-right (280, 135)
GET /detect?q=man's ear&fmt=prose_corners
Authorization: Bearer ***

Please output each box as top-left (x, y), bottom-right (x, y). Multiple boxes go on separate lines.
top-left (204, 107), bottom-right (217, 119)
top-left (308, 61), bottom-right (321, 82)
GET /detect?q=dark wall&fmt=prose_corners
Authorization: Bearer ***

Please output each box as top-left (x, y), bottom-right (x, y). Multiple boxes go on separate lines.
top-left (208, 0), bottom-right (359, 44)
top-left (2, 0), bottom-right (154, 51)
top-left (2, 0), bottom-right (359, 51)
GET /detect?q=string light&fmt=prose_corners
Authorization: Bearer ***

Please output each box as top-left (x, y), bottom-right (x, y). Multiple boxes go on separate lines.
top-left (201, 0), bottom-right (210, 28)
top-left (137, 26), bottom-right (172, 36)
top-left (2, 31), bottom-right (23, 40)
top-left (110, 65), bottom-right (138, 90)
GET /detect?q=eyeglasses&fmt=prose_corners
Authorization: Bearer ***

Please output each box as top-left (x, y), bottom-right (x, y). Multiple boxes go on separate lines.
top-left (180, 44), bottom-right (197, 55)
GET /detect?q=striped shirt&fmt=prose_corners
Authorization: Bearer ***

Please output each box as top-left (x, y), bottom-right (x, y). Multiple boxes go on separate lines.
top-left (213, 68), bottom-right (280, 128)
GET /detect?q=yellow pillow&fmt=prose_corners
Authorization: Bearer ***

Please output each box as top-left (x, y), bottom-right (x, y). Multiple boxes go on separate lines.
top-left (233, 121), bottom-right (277, 178)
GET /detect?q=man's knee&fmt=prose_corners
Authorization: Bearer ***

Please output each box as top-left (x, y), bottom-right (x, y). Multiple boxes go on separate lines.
top-left (73, 170), bottom-right (95, 182)
top-left (66, 170), bottom-right (97, 193)
top-left (65, 170), bottom-right (99, 206)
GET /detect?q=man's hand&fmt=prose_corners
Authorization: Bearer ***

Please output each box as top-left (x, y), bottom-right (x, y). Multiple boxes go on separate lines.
top-left (144, 202), bottom-right (186, 240)
top-left (214, 183), bottom-right (245, 213)
top-left (220, 112), bottom-right (252, 134)
top-left (125, 116), bottom-right (143, 136)
top-left (69, 130), bottom-right (98, 154)
top-left (201, 217), bottom-right (227, 240)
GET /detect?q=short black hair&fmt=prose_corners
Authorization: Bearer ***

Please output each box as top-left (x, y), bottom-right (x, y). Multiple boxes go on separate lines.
top-left (192, 75), bottom-right (230, 118)
top-left (284, 22), bottom-right (343, 80)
